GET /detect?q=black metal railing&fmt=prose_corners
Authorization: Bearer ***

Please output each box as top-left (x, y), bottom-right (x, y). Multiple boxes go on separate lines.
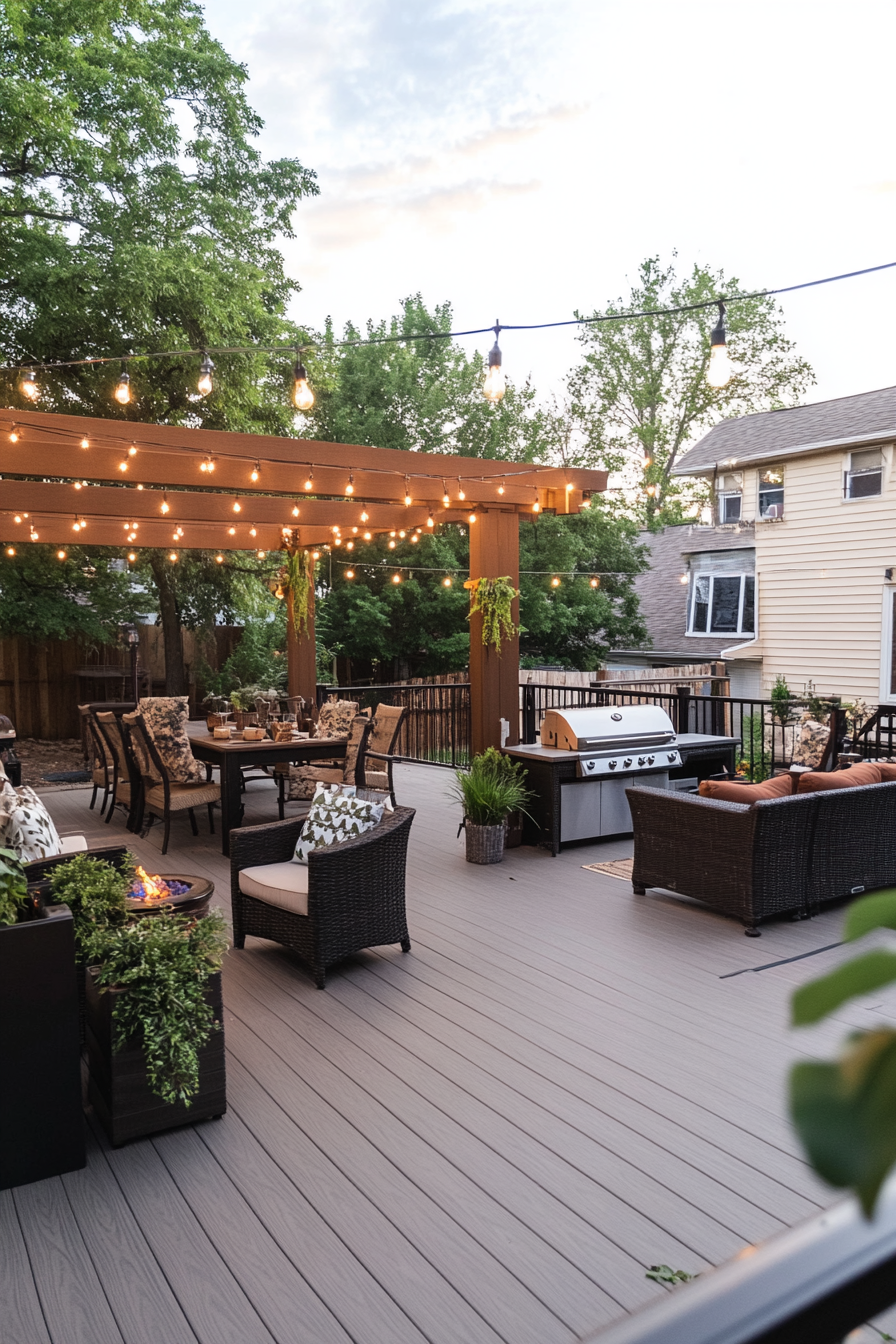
top-left (855, 706), bottom-right (896, 761)
top-left (519, 683), bottom-right (851, 779)
top-left (318, 682), bottom-right (471, 769)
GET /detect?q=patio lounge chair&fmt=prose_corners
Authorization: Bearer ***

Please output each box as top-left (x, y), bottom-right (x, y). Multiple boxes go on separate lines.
top-left (230, 805), bottom-right (415, 988)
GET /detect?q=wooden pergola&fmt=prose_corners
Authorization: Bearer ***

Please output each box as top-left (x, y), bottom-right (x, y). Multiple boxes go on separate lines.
top-left (0, 408), bottom-right (607, 752)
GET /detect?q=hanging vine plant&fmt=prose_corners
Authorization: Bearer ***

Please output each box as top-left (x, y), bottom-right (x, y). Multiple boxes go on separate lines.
top-left (465, 576), bottom-right (520, 654)
top-left (281, 549), bottom-right (317, 636)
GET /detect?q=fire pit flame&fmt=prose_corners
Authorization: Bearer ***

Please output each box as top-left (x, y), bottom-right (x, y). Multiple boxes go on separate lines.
top-left (130, 866), bottom-right (191, 902)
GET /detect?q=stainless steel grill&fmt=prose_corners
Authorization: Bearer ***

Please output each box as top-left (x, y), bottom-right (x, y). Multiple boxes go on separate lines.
top-left (540, 704), bottom-right (680, 778)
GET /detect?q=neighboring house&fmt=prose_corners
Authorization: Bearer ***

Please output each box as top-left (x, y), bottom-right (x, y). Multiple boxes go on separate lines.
top-left (666, 384), bottom-right (896, 705)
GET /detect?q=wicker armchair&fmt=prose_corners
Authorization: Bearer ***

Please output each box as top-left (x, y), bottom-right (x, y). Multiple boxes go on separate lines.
top-left (362, 703), bottom-right (407, 807)
top-left (230, 806), bottom-right (415, 987)
top-left (126, 714), bottom-right (221, 855)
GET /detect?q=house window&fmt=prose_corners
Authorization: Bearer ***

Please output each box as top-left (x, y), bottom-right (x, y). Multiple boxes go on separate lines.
top-left (716, 471), bottom-right (743, 523)
top-left (759, 467), bottom-right (784, 518)
top-left (688, 574), bottom-right (756, 635)
top-left (845, 449), bottom-right (882, 499)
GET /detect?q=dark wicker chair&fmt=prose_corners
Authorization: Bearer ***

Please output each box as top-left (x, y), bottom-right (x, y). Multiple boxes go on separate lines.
top-left (627, 780), bottom-right (896, 934)
top-left (230, 806), bottom-right (415, 987)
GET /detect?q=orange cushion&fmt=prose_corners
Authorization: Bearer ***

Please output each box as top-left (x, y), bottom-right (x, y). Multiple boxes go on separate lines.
top-left (698, 773), bottom-right (793, 802)
top-left (875, 762), bottom-right (896, 782)
top-left (797, 762), bottom-right (883, 793)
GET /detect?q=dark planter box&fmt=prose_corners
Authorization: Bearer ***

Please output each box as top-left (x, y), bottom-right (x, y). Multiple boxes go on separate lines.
top-left (86, 968), bottom-right (226, 1147)
top-left (0, 905), bottom-right (86, 1189)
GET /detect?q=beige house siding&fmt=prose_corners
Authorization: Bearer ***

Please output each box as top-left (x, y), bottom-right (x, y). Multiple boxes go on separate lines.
top-left (747, 445), bottom-right (896, 702)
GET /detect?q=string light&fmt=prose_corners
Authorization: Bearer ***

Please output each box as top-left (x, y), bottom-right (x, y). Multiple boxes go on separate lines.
top-left (398, 530), bottom-right (406, 539)
top-left (216, 554), bottom-right (224, 563)
top-left (228, 526), bottom-right (236, 536)
top-left (458, 485), bottom-right (466, 501)
top-left (363, 530), bottom-right (372, 540)
top-left (360, 508), bottom-right (369, 523)
top-left (304, 467), bottom-right (314, 491)
top-left (232, 499), bottom-right (241, 513)
top-left (388, 539), bottom-right (396, 549)
top-left (311, 550), bottom-right (320, 560)
top-left (392, 573), bottom-right (402, 584)
top-left (118, 459), bottom-right (128, 472)
top-left (293, 358), bottom-right (314, 410)
top-left (679, 573), bottom-right (690, 584)
top-left (9, 426), bottom-right (19, 442)
top-left (427, 512), bottom-right (434, 527)
top-left (532, 489), bottom-right (541, 513)
top-left (257, 549), bottom-right (266, 559)
top-left (565, 482), bottom-right (574, 494)
top-left (404, 478), bottom-right (412, 506)
top-left (56, 549), bottom-right (66, 560)
top-left (128, 551), bottom-right (137, 562)
top-left (707, 301), bottom-right (732, 388)
top-left (410, 533), bottom-right (418, 543)
top-left (442, 481), bottom-right (451, 507)
top-left (345, 470), bottom-right (355, 495)
top-left (484, 323), bottom-right (506, 402)
top-left (346, 540), bottom-right (354, 550)
top-left (169, 551), bottom-right (178, 562)
top-left (291, 503), bottom-right (300, 518)
top-left (442, 576), bottom-right (452, 587)
top-left (80, 436), bottom-right (89, 449)
top-left (551, 576), bottom-right (561, 587)
top-left (468, 512), bottom-right (477, 524)
top-left (498, 478), bottom-right (505, 495)
top-left (5, 547), bottom-right (14, 556)
top-left (13, 514), bottom-right (22, 524)
top-left (249, 524), bottom-right (257, 538)
top-left (250, 461), bottom-right (260, 483)
top-left (19, 369), bottom-right (39, 401)
top-left (197, 350), bottom-right (214, 397)
top-left (29, 528), bottom-right (38, 541)
top-left (161, 495), bottom-right (170, 514)
top-left (128, 443), bottom-right (137, 457)
top-left (200, 455), bottom-right (215, 473)
top-left (345, 569), bottom-right (354, 579)
top-left (590, 577), bottom-right (600, 588)
top-left (114, 364), bottom-right (131, 405)
top-left (72, 517), bottom-right (82, 532)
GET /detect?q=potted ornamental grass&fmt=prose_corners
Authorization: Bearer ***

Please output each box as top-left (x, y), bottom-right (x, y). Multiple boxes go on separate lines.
top-left (451, 748), bottom-right (534, 865)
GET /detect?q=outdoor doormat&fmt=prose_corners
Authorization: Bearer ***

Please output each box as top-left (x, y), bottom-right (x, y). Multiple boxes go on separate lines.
top-left (42, 770), bottom-right (91, 783)
top-left (583, 858), bottom-right (634, 881)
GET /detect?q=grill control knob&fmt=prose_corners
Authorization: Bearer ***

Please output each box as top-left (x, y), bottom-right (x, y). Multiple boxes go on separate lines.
top-left (637, 757), bottom-right (646, 767)
top-left (608, 759), bottom-right (618, 770)
top-left (667, 752), bottom-right (677, 763)
top-left (623, 758), bottom-right (632, 768)
top-left (647, 755), bottom-right (655, 765)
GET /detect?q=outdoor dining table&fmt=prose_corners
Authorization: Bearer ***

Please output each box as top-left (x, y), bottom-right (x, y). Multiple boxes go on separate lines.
top-left (189, 732), bottom-right (347, 855)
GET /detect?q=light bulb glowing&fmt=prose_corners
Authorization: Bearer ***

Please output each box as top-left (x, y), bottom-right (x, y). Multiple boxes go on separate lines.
top-left (228, 526), bottom-right (236, 536)
top-left (29, 529), bottom-right (38, 541)
top-left (249, 525), bottom-right (257, 538)
top-left (551, 576), bottom-right (561, 587)
top-left (498, 479), bottom-right (505, 495)
top-left (427, 513), bottom-right (434, 528)
top-left (404, 479), bottom-right (412, 506)
top-left (565, 482), bottom-right (574, 493)
top-left (484, 325), bottom-right (506, 402)
top-left (293, 360), bottom-right (314, 410)
top-left (679, 573), bottom-right (690, 584)
top-left (216, 554), bottom-right (224, 563)
top-left (360, 508), bottom-right (369, 523)
top-left (128, 552), bottom-right (137, 562)
top-left (304, 468), bottom-right (314, 491)
top-left (9, 427), bottom-right (19, 443)
top-left (468, 512), bottom-right (477, 524)
top-left (250, 461), bottom-right (260, 483)
top-left (410, 533), bottom-right (418, 543)
top-left (114, 367), bottom-right (131, 405)
top-left (346, 540), bottom-right (354, 550)
top-left (442, 482), bottom-right (450, 507)
top-left (345, 568), bottom-right (355, 579)
top-left (392, 573), bottom-right (401, 584)
top-left (5, 547), bottom-right (15, 556)
top-left (13, 515), bottom-right (21, 524)
top-left (57, 549), bottom-right (66, 561)
top-left (257, 550), bottom-right (265, 559)
top-left (197, 350), bottom-right (214, 396)
top-left (161, 497), bottom-right (170, 514)
top-left (73, 520), bottom-right (81, 532)
top-left (532, 492), bottom-right (541, 513)
top-left (74, 481), bottom-right (82, 490)
top-left (399, 530), bottom-right (406, 539)
top-left (128, 444), bottom-right (137, 457)
top-left (458, 487), bottom-right (466, 501)
top-left (80, 437), bottom-right (89, 449)
top-left (20, 369), bottom-right (39, 401)
top-left (119, 461), bottom-right (128, 472)
top-left (388, 539), bottom-right (396, 549)
top-left (169, 551), bottom-right (178, 562)
top-left (707, 301), bottom-right (732, 388)
top-left (232, 500), bottom-right (241, 513)
top-left (291, 504), bottom-right (300, 518)
top-left (345, 471), bottom-right (354, 495)
top-left (200, 456), bottom-right (215, 473)
top-left (442, 576), bottom-right (452, 587)
top-left (590, 577), bottom-right (600, 588)
top-left (312, 550), bottom-right (320, 560)
top-left (363, 531), bottom-right (372, 540)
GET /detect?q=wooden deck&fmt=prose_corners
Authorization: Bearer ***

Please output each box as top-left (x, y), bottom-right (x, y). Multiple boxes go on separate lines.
top-left (2, 764), bottom-right (867, 1344)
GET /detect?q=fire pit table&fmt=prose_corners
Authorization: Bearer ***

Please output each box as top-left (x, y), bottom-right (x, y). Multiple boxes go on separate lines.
top-left (127, 867), bottom-right (214, 918)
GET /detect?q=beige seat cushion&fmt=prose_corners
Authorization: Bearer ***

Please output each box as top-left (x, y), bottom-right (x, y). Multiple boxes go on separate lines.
top-left (239, 861), bottom-right (309, 916)
top-left (145, 780), bottom-right (221, 813)
top-left (58, 835), bottom-right (89, 854)
top-left (365, 769), bottom-right (389, 793)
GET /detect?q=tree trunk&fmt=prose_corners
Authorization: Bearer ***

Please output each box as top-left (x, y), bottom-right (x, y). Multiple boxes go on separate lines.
top-left (148, 552), bottom-right (187, 696)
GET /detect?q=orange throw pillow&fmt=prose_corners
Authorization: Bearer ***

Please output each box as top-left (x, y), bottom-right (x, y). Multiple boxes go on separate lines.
top-left (797, 762), bottom-right (883, 793)
top-left (699, 773), bottom-right (793, 802)
top-left (875, 762), bottom-right (896, 782)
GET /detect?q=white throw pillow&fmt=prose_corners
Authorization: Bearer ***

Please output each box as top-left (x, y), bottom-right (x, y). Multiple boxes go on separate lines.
top-left (1, 785), bottom-right (62, 862)
top-left (293, 791), bottom-right (384, 864)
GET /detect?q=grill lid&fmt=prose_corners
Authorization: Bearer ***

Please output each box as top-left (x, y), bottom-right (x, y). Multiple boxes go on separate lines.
top-left (540, 704), bottom-right (676, 752)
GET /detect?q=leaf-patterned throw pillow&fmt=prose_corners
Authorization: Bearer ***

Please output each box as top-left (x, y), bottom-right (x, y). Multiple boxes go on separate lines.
top-left (138, 696), bottom-right (206, 784)
top-left (293, 791), bottom-right (384, 865)
top-left (2, 785), bottom-right (62, 861)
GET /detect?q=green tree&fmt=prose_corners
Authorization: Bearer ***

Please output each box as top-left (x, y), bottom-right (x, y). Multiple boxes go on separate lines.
top-left (568, 256), bottom-right (815, 523)
top-left (0, 545), bottom-right (141, 641)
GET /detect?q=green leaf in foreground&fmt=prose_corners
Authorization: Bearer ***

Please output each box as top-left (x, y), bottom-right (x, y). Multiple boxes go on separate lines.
top-left (790, 1029), bottom-right (896, 1216)
top-left (645, 1265), bottom-right (695, 1287)
top-left (846, 889), bottom-right (896, 942)
top-left (791, 949), bottom-right (896, 1026)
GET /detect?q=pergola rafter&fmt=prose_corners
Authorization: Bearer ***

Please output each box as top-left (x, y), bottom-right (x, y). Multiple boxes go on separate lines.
top-left (0, 409), bottom-right (609, 751)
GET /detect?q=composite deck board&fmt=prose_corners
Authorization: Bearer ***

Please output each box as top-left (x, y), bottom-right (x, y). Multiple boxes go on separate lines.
top-left (2, 764), bottom-right (861, 1342)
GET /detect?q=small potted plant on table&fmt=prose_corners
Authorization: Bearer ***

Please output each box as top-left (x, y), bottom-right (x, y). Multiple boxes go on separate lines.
top-left (451, 748), bottom-right (533, 865)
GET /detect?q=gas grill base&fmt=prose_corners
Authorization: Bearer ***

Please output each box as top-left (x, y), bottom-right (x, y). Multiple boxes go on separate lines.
top-left (504, 733), bottom-right (739, 855)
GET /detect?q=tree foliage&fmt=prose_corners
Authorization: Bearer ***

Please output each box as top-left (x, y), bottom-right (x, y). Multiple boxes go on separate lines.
top-left (568, 256), bottom-right (815, 523)
top-left (0, 544), bottom-right (141, 641)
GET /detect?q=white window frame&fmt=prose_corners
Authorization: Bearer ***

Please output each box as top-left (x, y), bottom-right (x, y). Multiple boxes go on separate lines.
top-left (844, 448), bottom-right (884, 501)
top-left (687, 572), bottom-right (756, 637)
top-left (880, 585), bottom-right (896, 704)
top-left (758, 466), bottom-right (785, 519)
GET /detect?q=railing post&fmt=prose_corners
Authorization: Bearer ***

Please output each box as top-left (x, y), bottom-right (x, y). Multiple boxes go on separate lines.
top-left (675, 684), bottom-right (691, 736)
top-left (521, 684), bottom-right (536, 745)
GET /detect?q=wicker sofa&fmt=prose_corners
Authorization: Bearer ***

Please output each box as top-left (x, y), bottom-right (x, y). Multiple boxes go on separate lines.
top-left (230, 807), bottom-right (415, 987)
top-left (626, 780), bottom-right (896, 934)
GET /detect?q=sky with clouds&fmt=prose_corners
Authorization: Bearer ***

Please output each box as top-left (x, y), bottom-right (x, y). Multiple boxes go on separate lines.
top-left (200, 0), bottom-right (896, 405)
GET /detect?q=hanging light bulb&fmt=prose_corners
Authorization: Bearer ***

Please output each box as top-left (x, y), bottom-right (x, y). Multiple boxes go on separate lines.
top-left (679, 573), bottom-right (690, 584)
top-left (250, 461), bottom-right (260, 483)
top-left (200, 455), bottom-right (215, 473)
top-left (232, 499), bottom-right (241, 513)
top-left (80, 436), bottom-right (89, 449)
top-left (442, 576), bottom-right (452, 588)
top-left (5, 547), bottom-right (15, 557)
top-left (590, 577), bottom-right (600, 589)
top-left (345, 470), bottom-right (354, 496)
top-left (551, 576), bottom-right (561, 587)
top-left (363, 530), bottom-right (372, 540)
top-left (9, 426), bottom-right (19, 443)
top-left (360, 508), bottom-right (369, 523)
top-left (128, 551), bottom-right (137, 562)
top-left (249, 524), bottom-right (257, 538)
top-left (74, 481), bottom-right (83, 491)
top-left (532, 489), bottom-right (541, 513)
top-left (392, 572), bottom-right (402, 584)
top-left (19, 368), bottom-right (39, 401)
top-left (483, 322), bottom-right (506, 402)
top-left (707, 300), bottom-right (732, 388)
top-left (257, 549), bottom-right (266, 559)
top-left (399, 530), bottom-right (406, 539)
top-left (216, 554), bottom-right (224, 564)
top-left (169, 551), bottom-right (178, 562)
top-left (388, 539), bottom-right (396, 549)
top-left (13, 514), bottom-right (21, 524)
top-left (293, 358), bottom-right (314, 410)
top-left (468, 512), bottom-right (477, 524)
top-left (458, 486), bottom-right (466, 501)
top-left (57, 549), bottom-right (66, 561)
top-left (346, 540), bottom-right (354, 550)
top-left (498, 478), bottom-right (505, 495)
top-left (304, 467), bottom-right (314, 491)
top-left (161, 495), bottom-right (170, 514)
top-left (312, 550), bottom-right (320, 560)
top-left (29, 528), bottom-right (38, 541)
top-left (427, 512), bottom-right (434, 528)
top-left (442, 481), bottom-right (450, 507)
top-left (333, 536), bottom-right (342, 547)
top-left (352, 526), bottom-right (358, 534)
top-left (228, 526), bottom-right (236, 536)
top-left (410, 533), bottom-right (418, 543)
top-left (197, 350), bottom-right (215, 396)
top-left (291, 503), bottom-right (300, 518)
top-left (345, 569), bottom-right (355, 579)
top-left (72, 518), bottom-right (81, 532)
top-left (404, 478), bottom-right (412, 506)
top-left (128, 443), bottom-right (137, 457)
top-left (136, 483), bottom-right (143, 491)
top-left (114, 364), bottom-right (131, 405)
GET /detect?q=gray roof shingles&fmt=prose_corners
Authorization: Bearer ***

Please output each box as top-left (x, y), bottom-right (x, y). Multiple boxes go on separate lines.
top-left (673, 384), bottom-right (896, 477)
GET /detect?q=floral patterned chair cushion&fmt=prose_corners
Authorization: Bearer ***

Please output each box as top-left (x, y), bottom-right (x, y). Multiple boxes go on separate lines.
top-left (314, 699), bottom-right (360, 740)
top-left (138, 696), bottom-right (205, 784)
top-left (0, 781), bottom-right (62, 861)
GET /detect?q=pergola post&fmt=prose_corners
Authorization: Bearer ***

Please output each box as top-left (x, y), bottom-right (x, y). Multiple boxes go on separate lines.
top-left (285, 551), bottom-right (317, 707)
top-left (469, 510), bottom-right (520, 757)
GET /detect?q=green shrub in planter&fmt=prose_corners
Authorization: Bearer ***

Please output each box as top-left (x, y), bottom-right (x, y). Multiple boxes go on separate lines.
top-left (450, 748), bottom-right (533, 826)
top-left (85, 910), bottom-right (228, 1107)
top-left (49, 853), bottom-right (131, 956)
top-left (0, 847), bottom-right (28, 926)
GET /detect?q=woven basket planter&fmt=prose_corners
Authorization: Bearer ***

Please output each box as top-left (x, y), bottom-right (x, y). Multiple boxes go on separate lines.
top-left (464, 821), bottom-right (505, 865)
